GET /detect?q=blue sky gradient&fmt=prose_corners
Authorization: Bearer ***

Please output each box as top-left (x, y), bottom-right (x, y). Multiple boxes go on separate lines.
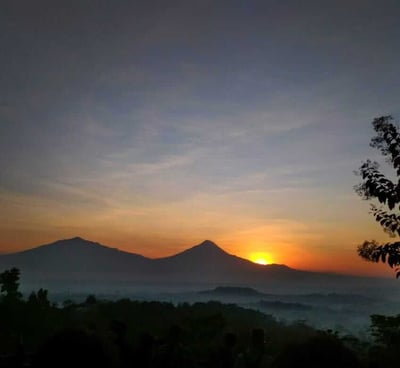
top-left (1, 0), bottom-right (400, 275)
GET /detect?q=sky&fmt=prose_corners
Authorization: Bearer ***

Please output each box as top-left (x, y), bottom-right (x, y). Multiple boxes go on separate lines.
top-left (1, 0), bottom-right (400, 277)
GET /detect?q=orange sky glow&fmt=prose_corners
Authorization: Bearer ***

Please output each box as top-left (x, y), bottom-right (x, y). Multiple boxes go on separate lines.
top-left (0, 191), bottom-right (394, 278)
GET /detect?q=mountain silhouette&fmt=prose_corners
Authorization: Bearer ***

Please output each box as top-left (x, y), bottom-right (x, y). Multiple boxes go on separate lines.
top-left (0, 237), bottom-right (150, 282)
top-left (152, 239), bottom-right (294, 283)
top-left (175, 240), bottom-right (229, 257)
top-left (0, 237), bottom-right (387, 292)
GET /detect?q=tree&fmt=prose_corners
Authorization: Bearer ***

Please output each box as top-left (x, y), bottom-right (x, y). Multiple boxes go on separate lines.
top-left (0, 267), bottom-right (22, 300)
top-left (370, 314), bottom-right (400, 348)
top-left (355, 115), bottom-right (400, 277)
top-left (28, 288), bottom-right (50, 308)
top-left (84, 294), bottom-right (97, 305)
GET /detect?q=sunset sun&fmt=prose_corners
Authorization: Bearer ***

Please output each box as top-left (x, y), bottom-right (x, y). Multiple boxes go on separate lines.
top-left (254, 258), bottom-right (268, 265)
top-left (249, 253), bottom-right (273, 265)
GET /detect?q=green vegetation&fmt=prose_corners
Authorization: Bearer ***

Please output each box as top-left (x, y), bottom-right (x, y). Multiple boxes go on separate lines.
top-left (0, 268), bottom-right (399, 367)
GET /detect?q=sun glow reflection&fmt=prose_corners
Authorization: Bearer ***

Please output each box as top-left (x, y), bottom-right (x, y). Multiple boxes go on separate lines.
top-left (249, 252), bottom-right (273, 265)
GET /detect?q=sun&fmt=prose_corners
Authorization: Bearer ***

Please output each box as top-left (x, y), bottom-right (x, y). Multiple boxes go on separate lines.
top-left (253, 258), bottom-right (268, 265)
top-left (249, 252), bottom-right (272, 265)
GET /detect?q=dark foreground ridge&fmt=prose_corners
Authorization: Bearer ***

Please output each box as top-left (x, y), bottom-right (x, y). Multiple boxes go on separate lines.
top-left (0, 268), bottom-right (371, 368)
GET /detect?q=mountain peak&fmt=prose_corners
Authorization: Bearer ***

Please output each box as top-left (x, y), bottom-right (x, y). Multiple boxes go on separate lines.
top-left (50, 236), bottom-right (99, 248)
top-left (198, 240), bottom-right (219, 247)
top-left (53, 236), bottom-right (89, 244)
top-left (70, 236), bottom-right (85, 241)
top-left (183, 240), bottom-right (228, 256)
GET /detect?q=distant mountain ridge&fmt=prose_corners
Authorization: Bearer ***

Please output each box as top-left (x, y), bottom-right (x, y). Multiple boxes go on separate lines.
top-left (199, 286), bottom-right (265, 296)
top-left (0, 237), bottom-right (392, 292)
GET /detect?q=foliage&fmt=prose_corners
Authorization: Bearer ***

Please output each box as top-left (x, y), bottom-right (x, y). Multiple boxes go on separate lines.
top-left (367, 314), bottom-right (400, 368)
top-left (84, 294), bottom-right (98, 305)
top-left (0, 268), bottom-right (344, 367)
top-left (28, 288), bottom-right (51, 309)
top-left (0, 268), bottom-right (397, 367)
top-left (0, 267), bottom-right (22, 300)
top-left (273, 331), bottom-right (361, 368)
top-left (370, 314), bottom-right (400, 348)
top-left (355, 115), bottom-right (400, 277)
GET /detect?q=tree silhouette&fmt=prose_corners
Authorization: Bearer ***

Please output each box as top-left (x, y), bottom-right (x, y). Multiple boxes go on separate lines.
top-left (355, 115), bottom-right (400, 277)
top-left (0, 267), bottom-right (22, 300)
top-left (28, 288), bottom-right (50, 308)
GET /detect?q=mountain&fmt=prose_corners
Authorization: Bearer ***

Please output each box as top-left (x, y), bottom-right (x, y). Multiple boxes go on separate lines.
top-left (152, 240), bottom-right (296, 283)
top-left (0, 237), bottom-right (296, 287)
top-left (0, 237), bottom-right (393, 293)
top-left (199, 286), bottom-right (265, 297)
top-left (0, 237), bottom-right (151, 282)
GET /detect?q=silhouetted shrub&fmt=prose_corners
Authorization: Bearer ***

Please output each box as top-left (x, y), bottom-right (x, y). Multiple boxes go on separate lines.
top-left (272, 333), bottom-right (361, 368)
top-left (33, 328), bottom-right (116, 368)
